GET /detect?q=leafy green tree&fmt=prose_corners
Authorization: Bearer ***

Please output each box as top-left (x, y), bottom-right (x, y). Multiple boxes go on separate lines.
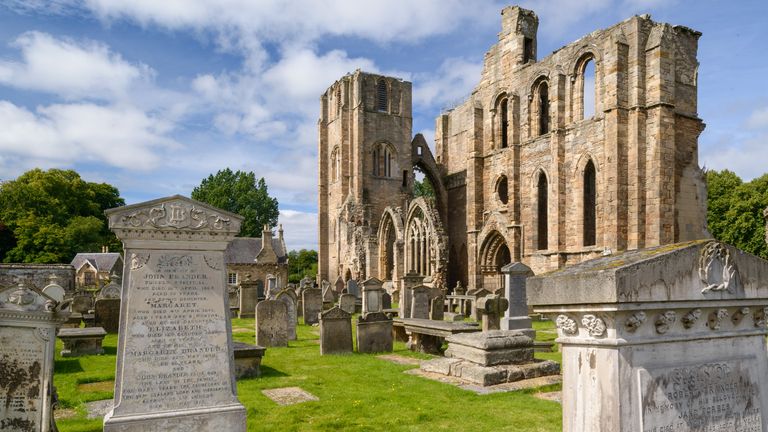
top-left (413, 168), bottom-right (435, 199)
top-left (287, 249), bottom-right (318, 283)
top-left (0, 169), bottom-right (125, 263)
top-left (191, 169), bottom-right (279, 237)
top-left (706, 169), bottom-right (768, 259)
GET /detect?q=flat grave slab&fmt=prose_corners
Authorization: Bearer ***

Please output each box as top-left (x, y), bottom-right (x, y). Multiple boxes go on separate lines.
top-left (376, 354), bottom-right (421, 366)
top-left (262, 387), bottom-right (319, 406)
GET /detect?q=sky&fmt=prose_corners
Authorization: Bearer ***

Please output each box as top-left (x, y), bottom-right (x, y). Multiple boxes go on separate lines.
top-left (0, 0), bottom-right (766, 251)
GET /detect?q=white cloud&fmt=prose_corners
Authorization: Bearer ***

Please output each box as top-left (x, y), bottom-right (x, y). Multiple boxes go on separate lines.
top-left (278, 209), bottom-right (317, 251)
top-left (0, 31), bottom-right (153, 101)
top-left (701, 132), bottom-right (768, 181)
top-left (0, 100), bottom-right (177, 171)
top-left (413, 57), bottom-right (482, 110)
top-left (747, 106), bottom-right (768, 129)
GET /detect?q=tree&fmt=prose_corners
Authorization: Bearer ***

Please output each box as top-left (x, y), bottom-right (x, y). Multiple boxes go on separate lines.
top-left (191, 169), bottom-right (279, 238)
top-left (413, 168), bottom-right (435, 199)
top-left (287, 249), bottom-right (318, 283)
top-left (0, 169), bottom-right (125, 263)
top-left (706, 169), bottom-right (768, 259)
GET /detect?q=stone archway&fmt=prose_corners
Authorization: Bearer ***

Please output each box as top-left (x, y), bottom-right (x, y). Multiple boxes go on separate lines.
top-left (404, 197), bottom-right (448, 290)
top-left (376, 207), bottom-right (405, 282)
top-left (479, 230), bottom-right (512, 293)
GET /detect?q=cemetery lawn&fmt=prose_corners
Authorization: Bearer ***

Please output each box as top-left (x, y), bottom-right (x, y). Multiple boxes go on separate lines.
top-left (54, 319), bottom-right (561, 432)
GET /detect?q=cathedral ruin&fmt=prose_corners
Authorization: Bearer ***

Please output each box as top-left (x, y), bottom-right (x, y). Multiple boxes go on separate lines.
top-left (318, 5), bottom-right (708, 292)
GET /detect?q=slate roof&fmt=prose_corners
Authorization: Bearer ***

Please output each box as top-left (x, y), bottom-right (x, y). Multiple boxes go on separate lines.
top-left (224, 237), bottom-right (287, 264)
top-left (71, 253), bottom-right (123, 272)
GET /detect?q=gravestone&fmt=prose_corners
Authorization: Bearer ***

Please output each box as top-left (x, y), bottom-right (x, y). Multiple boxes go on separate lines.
top-left (334, 276), bottom-right (344, 294)
top-left (410, 285), bottom-right (431, 319)
top-left (501, 262), bottom-right (534, 332)
top-left (302, 288), bottom-right (322, 325)
top-left (275, 289), bottom-right (297, 340)
top-left (255, 300), bottom-right (288, 347)
top-left (339, 293), bottom-right (356, 314)
top-left (238, 278), bottom-right (259, 319)
top-left (400, 272), bottom-right (423, 319)
top-left (477, 294), bottom-right (509, 331)
top-left (319, 306), bottom-right (353, 355)
top-left (356, 312), bottom-right (393, 353)
top-left (42, 274), bottom-right (66, 303)
top-left (391, 289), bottom-right (400, 305)
top-left (0, 282), bottom-right (68, 432)
top-left (528, 240), bottom-right (768, 432)
top-left (361, 277), bottom-right (383, 314)
top-left (300, 276), bottom-right (313, 290)
top-left (71, 292), bottom-right (93, 314)
top-left (382, 292), bottom-right (392, 310)
top-left (430, 295), bottom-right (445, 321)
top-left (94, 298), bottom-right (121, 333)
top-left (58, 327), bottom-right (107, 356)
top-left (103, 195), bottom-right (246, 432)
top-left (228, 286), bottom-right (239, 309)
top-left (266, 275), bottom-right (278, 299)
top-left (322, 283), bottom-right (336, 305)
top-left (346, 279), bottom-right (360, 298)
top-left (469, 288), bottom-right (491, 321)
top-left (453, 281), bottom-right (466, 295)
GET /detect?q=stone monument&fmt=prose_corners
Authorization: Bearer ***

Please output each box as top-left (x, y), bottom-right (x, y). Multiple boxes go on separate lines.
top-left (346, 279), bottom-right (360, 298)
top-left (361, 277), bottom-right (384, 314)
top-left (302, 288), bottom-right (323, 325)
top-left (356, 311), bottom-right (393, 353)
top-left (528, 240), bottom-right (768, 432)
top-left (477, 294), bottom-right (509, 331)
top-left (0, 281), bottom-right (68, 432)
top-left (319, 306), bottom-right (353, 355)
top-left (95, 278), bottom-right (121, 333)
top-left (238, 276), bottom-right (259, 319)
top-left (275, 289), bottom-right (297, 341)
top-left (500, 262), bottom-right (534, 333)
top-left (338, 293), bottom-right (356, 315)
top-left (410, 285), bottom-right (431, 319)
top-left (399, 272), bottom-right (423, 319)
top-left (103, 195), bottom-right (246, 432)
top-left (255, 299), bottom-right (288, 347)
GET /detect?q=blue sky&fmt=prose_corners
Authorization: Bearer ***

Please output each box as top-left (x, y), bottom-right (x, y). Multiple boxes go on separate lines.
top-left (1, 0), bottom-right (766, 251)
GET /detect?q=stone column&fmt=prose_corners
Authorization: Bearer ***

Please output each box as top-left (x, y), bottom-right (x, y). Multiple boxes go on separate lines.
top-left (238, 279), bottom-right (258, 319)
top-left (103, 195), bottom-right (246, 432)
top-left (528, 240), bottom-right (768, 432)
top-left (500, 262), bottom-right (533, 337)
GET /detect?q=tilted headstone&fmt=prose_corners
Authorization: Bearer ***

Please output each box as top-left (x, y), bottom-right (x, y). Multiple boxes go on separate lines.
top-left (346, 279), bottom-right (360, 298)
top-left (528, 241), bottom-right (768, 432)
top-left (501, 262), bottom-right (534, 332)
top-left (302, 288), bottom-right (322, 325)
top-left (0, 282), bottom-right (68, 432)
top-left (275, 289), bottom-right (297, 341)
top-left (322, 284), bottom-right (336, 304)
top-left (410, 285), bottom-right (431, 319)
top-left (356, 312), bottom-right (393, 353)
top-left (319, 306), bottom-right (352, 355)
top-left (477, 294), bottom-right (509, 331)
top-left (238, 279), bottom-right (259, 319)
top-left (382, 292), bottom-right (392, 310)
top-left (42, 274), bottom-right (66, 303)
top-left (338, 293), bottom-right (356, 314)
top-left (430, 295), bottom-right (445, 321)
top-left (255, 300), bottom-right (288, 348)
top-left (103, 195), bottom-right (246, 432)
top-left (361, 277), bottom-right (383, 314)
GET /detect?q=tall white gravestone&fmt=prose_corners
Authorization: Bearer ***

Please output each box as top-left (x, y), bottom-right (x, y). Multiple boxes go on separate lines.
top-left (528, 240), bottom-right (768, 432)
top-left (103, 195), bottom-right (246, 432)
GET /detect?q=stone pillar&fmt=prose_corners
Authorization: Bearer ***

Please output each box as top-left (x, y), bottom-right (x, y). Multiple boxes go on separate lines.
top-left (238, 279), bottom-right (258, 319)
top-left (501, 262), bottom-right (533, 335)
top-left (477, 294), bottom-right (509, 331)
top-left (528, 240), bottom-right (768, 432)
top-left (103, 195), bottom-right (246, 432)
top-left (0, 282), bottom-right (68, 432)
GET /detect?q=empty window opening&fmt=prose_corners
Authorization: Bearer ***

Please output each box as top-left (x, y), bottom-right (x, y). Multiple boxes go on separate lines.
top-left (539, 83), bottom-right (549, 135)
top-left (537, 172), bottom-right (548, 250)
top-left (583, 160), bottom-right (597, 246)
top-left (497, 175), bottom-right (509, 204)
top-left (500, 99), bottom-right (509, 148)
top-left (582, 59), bottom-right (596, 119)
top-left (413, 166), bottom-right (435, 199)
top-left (523, 37), bottom-right (534, 63)
top-left (373, 144), bottom-right (394, 177)
top-left (402, 170), bottom-right (408, 188)
top-left (376, 79), bottom-right (388, 112)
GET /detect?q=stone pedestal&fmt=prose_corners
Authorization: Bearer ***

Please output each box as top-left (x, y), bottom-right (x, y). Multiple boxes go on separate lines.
top-left (0, 282), bottom-right (68, 432)
top-left (103, 195), bottom-right (246, 432)
top-left (528, 240), bottom-right (768, 432)
top-left (58, 327), bottom-right (107, 356)
top-left (501, 262), bottom-right (533, 331)
top-left (238, 280), bottom-right (259, 319)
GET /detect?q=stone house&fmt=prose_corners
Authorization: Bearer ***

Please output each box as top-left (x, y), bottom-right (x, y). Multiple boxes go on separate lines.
top-left (224, 225), bottom-right (288, 293)
top-left (71, 251), bottom-right (123, 289)
top-left (318, 6), bottom-right (708, 293)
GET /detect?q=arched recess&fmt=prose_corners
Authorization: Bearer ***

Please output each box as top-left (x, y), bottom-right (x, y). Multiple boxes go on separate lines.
top-left (529, 75), bottom-right (551, 137)
top-left (404, 197), bottom-right (448, 289)
top-left (476, 211), bottom-right (516, 293)
top-left (411, 134), bottom-right (448, 226)
top-left (376, 207), bottom-right (405, 282)
top-left (571, 51), bottom-right (599, 122)
top-left (571, 153), bottom-right (602, 249)
top-left (372, 141), bottom-right (398, 178)
top-left (529, 168), bottom-right (549, 251)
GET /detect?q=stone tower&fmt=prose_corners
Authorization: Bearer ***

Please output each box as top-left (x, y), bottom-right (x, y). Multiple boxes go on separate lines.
top-left (318, 70), bottom-right (413, 283)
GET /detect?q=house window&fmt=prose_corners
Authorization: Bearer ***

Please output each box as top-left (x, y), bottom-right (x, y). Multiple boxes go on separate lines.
top-left (583, 160), bottom-right (597, 246)
top-left (537, 171), bottom-right (548, 250)
top-left (84, 272), bottom-right (95, 286)
top-left (228, 272), bottom-right (238, 285)
top-left (376, 79), bottom-right (388, 112)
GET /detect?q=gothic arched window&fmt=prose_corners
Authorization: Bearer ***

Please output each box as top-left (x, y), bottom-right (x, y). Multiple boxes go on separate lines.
top-left (537, 171), bottom-right (548, 250)
top-left (583, 159), bottom-right (597, 246)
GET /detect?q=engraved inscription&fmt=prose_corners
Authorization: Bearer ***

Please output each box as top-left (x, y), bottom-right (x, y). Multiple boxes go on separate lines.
top-left (118, 252), bottom-right (233, 415)
top-left (0, 327), bottom-right (45, 431)
top-left (641, 361), bottom-right (762, 432)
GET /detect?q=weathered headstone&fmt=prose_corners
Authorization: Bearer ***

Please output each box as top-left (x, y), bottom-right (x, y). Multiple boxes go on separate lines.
top-left (382, 292), bottom-right (392, 310)
top-left (103, 195), bottom-right (246, 432)
top-left (228, 285), bottom-right (239, 309)
top-left (501, 262), bottom-right (534, 332)
top-left (42, 274), bottom-right (66, 303)
top-left (238, 278), bottom-right (258, 319)
top-left (430, 295), bottom-right (445, 321)
top-left (477, 294), bottom-right (509, 331)
top-left (453, 281), bottom-right (466, 295)
top-left (356, 312), bottom-right (393, 353)
top-left (346, 279), bottom-right (360, 298)
top-left (334, 276), bottom-right (344, 294)
top-left (275, 289), bottom-right (297, 340)
top-left (266, 274), bottom-right (278, 299)
top-left (0, 282), bottom-right (68, 432)
top-left (362, 277), bottom-right (383, 314)
top-left (391, 289), bottom-right (400, 305)
top-left (338, 293), bottom-right (356, 315)
top-left (94, 297), bottom-right (121, 333)
top-left (410, 285), bottom-right (431, 319)
top-left (302, 288), bottom-right (322, 325)
top-left (528, 240), bottom-right (768, 432)
top-left (255, 300), bottom-right (288, 347)
top-left (301, 276), bottom-right (313, 290)
top-left (319, 306), bottom-right (353, 355)
top-left (322, 283), bottom-right (336, 305)
top-left (400, 272), bottom-right (423, 319)
top-left (71, 292), bottom-right (93, 314)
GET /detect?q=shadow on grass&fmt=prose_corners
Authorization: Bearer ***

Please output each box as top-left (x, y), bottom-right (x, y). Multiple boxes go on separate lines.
top-left (102, 346), bottom-right (117, 355)
top-left (259, 365), bottom-right (289, 378)
top-left (55, 359), bottom-right (84, 373)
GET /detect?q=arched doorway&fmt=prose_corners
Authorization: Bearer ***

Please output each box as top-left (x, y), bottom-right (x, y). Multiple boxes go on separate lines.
top-left (479, 230), bottom-right (511, 293)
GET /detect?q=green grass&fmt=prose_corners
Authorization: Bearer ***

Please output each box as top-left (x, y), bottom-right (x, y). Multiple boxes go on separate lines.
top-left (55, 318), bottom-right (561, 432)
